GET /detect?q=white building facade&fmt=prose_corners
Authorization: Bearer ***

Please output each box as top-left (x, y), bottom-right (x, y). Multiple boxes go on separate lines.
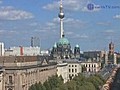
top-left (57, 63), bottom-right (69, 83)
top-left (56, 60), bottom-right (82, 82)
top-left (5, 46), bottom-right (40, 56)
top-left (68, 62), bottom-right (82, 78)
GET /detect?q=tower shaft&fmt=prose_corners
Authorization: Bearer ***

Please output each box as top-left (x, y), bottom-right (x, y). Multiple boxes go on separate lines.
top-left (60, 19), bottom-right (64, 38)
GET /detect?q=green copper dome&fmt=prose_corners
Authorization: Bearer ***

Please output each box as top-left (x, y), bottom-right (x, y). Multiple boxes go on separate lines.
top-left (58, 37), bottom-right (70, 45)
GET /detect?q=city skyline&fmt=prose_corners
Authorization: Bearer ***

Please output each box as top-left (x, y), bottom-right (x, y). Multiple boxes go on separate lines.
top-left (0, 0), bottom-right (120, 51)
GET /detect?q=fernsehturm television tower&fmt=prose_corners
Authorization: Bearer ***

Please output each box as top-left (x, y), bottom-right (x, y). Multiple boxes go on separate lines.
top-left (58, 0), bottom-right (65, 38)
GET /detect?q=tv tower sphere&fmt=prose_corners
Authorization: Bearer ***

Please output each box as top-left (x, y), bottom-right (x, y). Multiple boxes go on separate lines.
top-left (58, 12), bottom-right (64, 19)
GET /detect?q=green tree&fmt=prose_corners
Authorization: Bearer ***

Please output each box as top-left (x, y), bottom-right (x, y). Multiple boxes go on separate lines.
top-left (29, 74), bottom-right (105, 90)
top-left (29, 85), bottom-right (36, 90)
top-left (44, 80), bottom-right (51, 90)
top-left (82, 65), bottom-right (87, 72)
top-left (66, 80), bottom-right (76, 90)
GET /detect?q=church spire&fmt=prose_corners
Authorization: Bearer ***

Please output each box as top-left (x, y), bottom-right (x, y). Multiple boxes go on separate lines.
top-left (58, 0), bottom-right (65, 38)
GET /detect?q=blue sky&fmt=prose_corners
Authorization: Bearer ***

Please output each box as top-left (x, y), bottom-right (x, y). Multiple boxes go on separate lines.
top-left (0, 0), bottom-right (120, 51)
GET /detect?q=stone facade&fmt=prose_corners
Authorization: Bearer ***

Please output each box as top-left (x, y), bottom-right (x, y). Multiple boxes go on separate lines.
top-left (81, 61), bottom-right (101, 72)
top-left (57, 63), bottom-right (69, 83)
top-left (68, 63), bottom-right (82, 78)
top-left (0, 56), bottom-right (57, 90)
top-left (56, 59), bottom-right (82, 82)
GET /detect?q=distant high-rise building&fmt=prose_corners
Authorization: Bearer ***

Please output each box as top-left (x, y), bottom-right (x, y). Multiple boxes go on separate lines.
top-left (31, 37), bottom-right (40, 47)
top-left (0, 42), bottom-right (5, 56)
top-left (109, 42), bottom-right (114, 55)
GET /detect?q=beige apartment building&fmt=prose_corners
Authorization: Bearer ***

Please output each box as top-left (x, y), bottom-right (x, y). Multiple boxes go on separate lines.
top-left (0, 56), bottom-right (57, 90)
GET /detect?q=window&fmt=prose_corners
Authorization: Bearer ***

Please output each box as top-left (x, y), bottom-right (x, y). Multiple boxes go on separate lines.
top-left (72, 65), bottom-right (74, 67)
top-left (69, 65), bottom-right (71, 67)
top-left (75, 69), bottom-right (77, 72)
top-left (69, 69), bottom-right (71, 72)
top-left (9, 76), bottom-right (12, 84)
top-left (75, 65), bottom-right (77, 67)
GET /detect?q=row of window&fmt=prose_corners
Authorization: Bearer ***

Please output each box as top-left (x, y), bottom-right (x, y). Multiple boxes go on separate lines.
top-left (85, 64), bottom-right (96, 68)
top-left (69, 65), bottom-right (77, 67)
top-left (69, 69), bottom-right (77, 73)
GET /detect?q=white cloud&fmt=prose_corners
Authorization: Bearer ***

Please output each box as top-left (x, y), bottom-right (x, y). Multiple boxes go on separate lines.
top-left (66, 31), bottom-right (74, 35)
top-left (46, 22), bottom-right (56, 27)
top-left (0, 6), bottom-right (34, 20)
top-left (52, 17), bottom-right (85, 27)
top-left (0, 30), bottom-right (5, 33)
top-left (43, 0), bottom-right (91, 11)
top-left (113, 14), bottom-right (120, 19)
top-left (0, 29), bottom-right (18, 35)
top-left (9, 30), bottom-right (17, 33)
top-left (105, 30), bottom-right (114, 33)
top-left (34, 29), bottom-right (47, 33)
top-left (80, 34), bottom-right (89, 38)
top-left (97, 22), bottom-right (111, 26)
top-left (29, 22), bottom-right (39, 26)
top-left (53, 17), bottom-right (80, 23)
top-left (72, 34), bottom-right (89, 39)
top-left (30, 17), bottom-right (86, 38)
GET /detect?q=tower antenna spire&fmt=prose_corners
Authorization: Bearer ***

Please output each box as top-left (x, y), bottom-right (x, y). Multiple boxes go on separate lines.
top-left (58, 0), bottom-right (65, 38)
top-left (60, 0), bottom-right (62, 5)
